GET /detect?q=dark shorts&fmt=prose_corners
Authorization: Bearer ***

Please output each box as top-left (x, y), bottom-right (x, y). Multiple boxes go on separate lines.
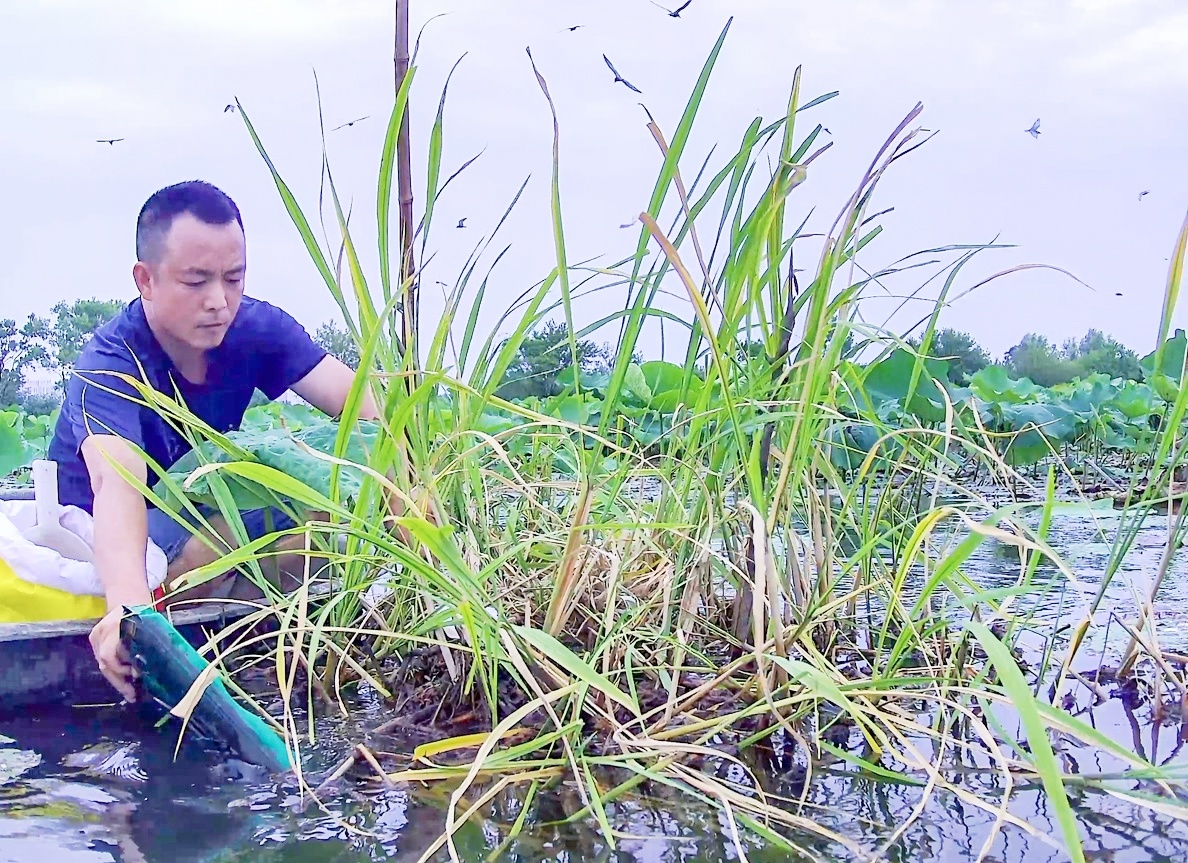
top-left (146, 506), bottom-right (297, 565)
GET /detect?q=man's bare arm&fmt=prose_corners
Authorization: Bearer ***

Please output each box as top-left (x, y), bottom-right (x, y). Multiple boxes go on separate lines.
top-left (290, 355), bottom-right (380, 421)
top-left (82, 434), bottom-right (152, 701)
top-left (82, 435), bottom-right (152, 609)
top-left (291, 354), bottom-right (417, 528)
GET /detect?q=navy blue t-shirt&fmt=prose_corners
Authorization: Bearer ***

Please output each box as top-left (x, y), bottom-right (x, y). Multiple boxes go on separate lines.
top-left (48, 296), bottom-right (327, 513)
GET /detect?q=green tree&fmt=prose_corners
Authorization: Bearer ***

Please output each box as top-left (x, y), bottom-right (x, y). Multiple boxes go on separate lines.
top-left (920, 329), bottom-right (991, 383)
top-left (907, 329), bottom-right (990, 383)
top-left (497, 320), bottom-right (614, 399)
top-left (45, 299), bottom-right (126, 390)
top-left (314, 320), bottom-right (361, 369)
top-left (18, 389), bottom-right (62, 415)
top-left (1060, 329), bottom-right (1143, 381)
top-left (1004, 333), bottom-right (1079, 387)
top-left (0, 315), bottom-right (52, 407)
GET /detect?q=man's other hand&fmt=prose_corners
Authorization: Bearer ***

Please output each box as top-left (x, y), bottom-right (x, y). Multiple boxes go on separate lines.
top-left (89, 607), bottom-right (137, 702)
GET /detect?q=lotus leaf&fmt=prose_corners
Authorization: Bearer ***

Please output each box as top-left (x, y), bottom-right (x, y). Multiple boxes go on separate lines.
top-left (987, 401), bottom-right (1078, 464)
top-left (846, 423), bottom-right (883, 455)
top-left (945, 382), bottom-right (973, 406)
top-left (552, 395), bottom-right (595, 426)
top-left (19, 414), bottom-right (54, 462)
top-left (824, 422), bottom-right (861, 472)
top-left (631, 414), bottom-right (668, 447)
top-left (0, 411), bottom-right (25, 477)
top-left (241, 400), bottom-right (330, 432)
top-left (1098, 424), bottom-right (1142, 451)
top-left (621, 363), bottom-right (653, 407)
top-left (556, 366), bottom-right (612, 395)
top-left (1001, 427), bottom-right (1050, 466)
top-left (1002, 402), bottom-right (1076, 442)
top-left (1148, 372), bottom-right (1181, 403)
top-left (848, 422), bottom-right (903, 470)
top-left (969, 366), bottom-right (1042, 404)
top-left (975, 399), bottom-right (1003, 429)
top-left (165, 419), bottom-right (381, 510)
top-left (861, 348), bottom-right (952, 424)
top-left (554, 365), bottom-right (576, 388)
top-left (1058, 375), bottom-right (1115, 420)
top-left (474, 410), bottom-right (523, 437)
top-left (1111, 382), bottom-right (1159, 420)
top-left (640, 360), bottom-right (686, 396)
top-left (1141, 329), bottom-right (1188, 382)
top-left (641, 360), bottom-right (702, 411)
top-left (824, 422), bottom-right (900, 472)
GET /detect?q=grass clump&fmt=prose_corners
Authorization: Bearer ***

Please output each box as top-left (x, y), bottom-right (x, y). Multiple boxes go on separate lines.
top-left (138, 18), bottom-right (1188, 862)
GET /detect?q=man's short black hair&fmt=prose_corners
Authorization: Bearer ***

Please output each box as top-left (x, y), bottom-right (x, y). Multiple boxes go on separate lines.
top-left (135, 180), bottom-right (244, 263)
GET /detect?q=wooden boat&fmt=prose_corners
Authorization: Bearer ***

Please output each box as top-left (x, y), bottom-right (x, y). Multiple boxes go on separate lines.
top-left (0, 487), bottom-right (258, 709)
top-left (0, 602), bottom-right (251, 710)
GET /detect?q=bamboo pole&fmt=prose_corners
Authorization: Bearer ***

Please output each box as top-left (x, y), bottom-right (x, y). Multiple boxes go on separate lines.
top-left (394, 0), bottom-right (417, 367)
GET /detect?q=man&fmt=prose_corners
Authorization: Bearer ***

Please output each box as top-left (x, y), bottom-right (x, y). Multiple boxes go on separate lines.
top-left (47, 180), bottom-right (377, 702)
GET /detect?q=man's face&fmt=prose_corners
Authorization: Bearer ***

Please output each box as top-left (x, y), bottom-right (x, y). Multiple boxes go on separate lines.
top-left (136, 213), bottom-right (246, 353)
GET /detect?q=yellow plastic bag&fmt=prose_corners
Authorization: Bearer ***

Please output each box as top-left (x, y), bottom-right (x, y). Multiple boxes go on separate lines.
top-left (0, 499), bottom-right (167, 624)
top-left (0, 556), bottom-right (105, 623)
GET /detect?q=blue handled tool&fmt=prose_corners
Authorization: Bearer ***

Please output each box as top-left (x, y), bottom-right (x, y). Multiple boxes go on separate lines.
top-left (120, 606), bottom-right (292, 774)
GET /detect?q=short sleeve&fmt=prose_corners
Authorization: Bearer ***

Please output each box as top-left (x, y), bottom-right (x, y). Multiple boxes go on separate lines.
top-left (254, 303), bottom-right (329, 400)
top-left (66, 358), bottom-right (147, 452)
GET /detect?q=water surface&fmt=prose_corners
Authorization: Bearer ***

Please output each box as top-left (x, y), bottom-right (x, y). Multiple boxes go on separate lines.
top-left (3, 505), bottom-right (1188, 862)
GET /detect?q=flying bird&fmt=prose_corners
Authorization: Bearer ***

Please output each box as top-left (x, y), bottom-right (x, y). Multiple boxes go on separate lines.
top-left (562, 24), bottom-right (585, 32)
top-left (331, 116), bottom-right (369, 131)
top-left (456, 218), bottom-right (467, 228)
top-left (619, 220), bottom-right (636, 229)
top-left (223, 104), bottom-right (235, 113)
top-left (603, 55), bottom-right (642, 94)
top-left (651, 0), bottom-right (693, 16)
top-left (1026, 118), bottom-right (1041, 139)
top-left (1115, 292), bottom-right (1124, 297)
top-left (96, 138), bottom-right (124, 145)
top-left (1139, 190), bottom-right (1150, 201)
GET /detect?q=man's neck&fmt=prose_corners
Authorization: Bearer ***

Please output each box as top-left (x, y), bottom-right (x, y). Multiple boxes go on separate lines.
top-left (142, 303), bottom-right (207, 384)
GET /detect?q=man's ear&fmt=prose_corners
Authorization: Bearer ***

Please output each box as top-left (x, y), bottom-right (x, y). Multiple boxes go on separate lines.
top-left (132, 262), bottom-right (153, 300)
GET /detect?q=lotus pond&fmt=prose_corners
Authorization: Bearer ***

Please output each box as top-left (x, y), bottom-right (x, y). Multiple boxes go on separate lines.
top-left (3, 503), bottom-right (1188, 863)
top-left (5, 14), bottom-right (1188, 863)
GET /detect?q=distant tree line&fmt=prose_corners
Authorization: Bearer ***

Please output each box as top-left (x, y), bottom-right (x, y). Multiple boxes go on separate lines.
top-left (907, 327), bottom-right (1143, 387)
top-left (1003, 330), bottom-right (1143, 386)
top-left (1, 299), bottom-right (126, 411)
top-left (312, 319), bottom-right (1147, 395)
top-left (5, 307), bottom-right (1138, 414)
top-left (313, 318), bottom-right (624, 400)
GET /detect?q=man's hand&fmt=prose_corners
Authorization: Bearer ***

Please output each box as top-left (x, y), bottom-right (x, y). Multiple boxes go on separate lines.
top-left (90, 607), bottom-right (137, 702)
top-left (291, 355), bottom-right (380, 421)
top-left (81, 435), bottom-right (154, 702)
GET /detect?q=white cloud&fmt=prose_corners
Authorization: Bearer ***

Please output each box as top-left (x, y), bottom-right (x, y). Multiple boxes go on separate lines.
top-left (1063, 10), bottom-right (1188, 87)
top-left (3, 78), bottom-right (145, 119)
top-left (132, 0), bottom-right (391, 43)
top-left (0, 0), bottom-right (1182, 355)
top-left (7, 0), bottom-right (391, 44)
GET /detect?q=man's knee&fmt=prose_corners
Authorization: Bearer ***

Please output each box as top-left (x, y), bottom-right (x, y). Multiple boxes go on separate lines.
top-left (163, 531), bottom-right (238, 604)
top-left (163, 510), bottom-right (319, 599)
top-left (169, 532), bottom-right (224, 578)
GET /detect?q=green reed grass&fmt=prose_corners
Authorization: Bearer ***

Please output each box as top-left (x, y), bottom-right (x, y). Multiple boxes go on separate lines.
top-left (123, 19), bottom-right (1188, 862)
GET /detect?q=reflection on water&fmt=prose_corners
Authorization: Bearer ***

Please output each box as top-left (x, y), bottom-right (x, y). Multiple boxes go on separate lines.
top-left (957, 502), bottom-right (1188, 659)
top-left (3, 703), bottom-right (1188, 863)
top-left (3, 504), bottom-right (1188, 862)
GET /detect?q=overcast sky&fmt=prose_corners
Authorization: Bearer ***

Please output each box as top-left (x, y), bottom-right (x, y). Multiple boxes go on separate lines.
top-left (1, 0), bottom-right (1185, 364)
